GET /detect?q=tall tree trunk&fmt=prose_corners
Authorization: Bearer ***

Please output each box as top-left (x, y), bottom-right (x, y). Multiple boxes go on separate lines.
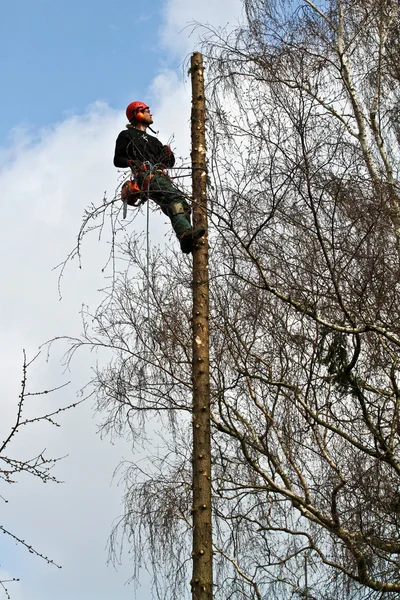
top-left (190, 51), bottom-right (213, 600)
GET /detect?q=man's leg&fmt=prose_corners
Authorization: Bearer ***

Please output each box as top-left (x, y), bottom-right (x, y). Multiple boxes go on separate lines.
top-left (148, 174), bottom-right (204, 252)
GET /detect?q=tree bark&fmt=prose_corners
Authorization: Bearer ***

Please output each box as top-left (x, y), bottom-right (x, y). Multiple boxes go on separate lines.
top-left (190, 51), bottom-right (213, 600)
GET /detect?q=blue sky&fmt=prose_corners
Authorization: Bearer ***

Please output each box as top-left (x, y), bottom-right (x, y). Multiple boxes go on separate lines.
top-left (0, 1), bottom-right (242, 599)
top-left (0, 0), bottom-right (165, 140)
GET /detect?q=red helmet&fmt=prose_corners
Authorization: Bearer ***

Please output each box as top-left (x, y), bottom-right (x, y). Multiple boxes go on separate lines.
top-left (126, 101), bottom-right (149, 122)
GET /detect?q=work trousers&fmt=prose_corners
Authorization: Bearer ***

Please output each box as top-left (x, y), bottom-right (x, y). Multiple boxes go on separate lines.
top-left (146, 173), bottom-right (192, 238)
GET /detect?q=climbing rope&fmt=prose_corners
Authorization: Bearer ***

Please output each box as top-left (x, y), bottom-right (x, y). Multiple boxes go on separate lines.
top-left (119, 160), bottom-right (208, 322)
top-left (168, 165), bottom-right (208, 179)
top-left (146, 185), bottom-right (150, 323)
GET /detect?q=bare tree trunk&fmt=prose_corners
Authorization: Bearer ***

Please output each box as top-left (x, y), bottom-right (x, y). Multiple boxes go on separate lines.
top-left (190, 51), bottom-right (213, 600)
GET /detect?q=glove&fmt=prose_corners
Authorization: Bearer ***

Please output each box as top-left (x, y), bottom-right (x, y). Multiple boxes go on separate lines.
top-left (161, 145), bottom-right (175, 168)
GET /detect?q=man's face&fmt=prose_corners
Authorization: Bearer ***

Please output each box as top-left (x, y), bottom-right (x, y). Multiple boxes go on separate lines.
top-left (141, 108), bottom-right (154, 125)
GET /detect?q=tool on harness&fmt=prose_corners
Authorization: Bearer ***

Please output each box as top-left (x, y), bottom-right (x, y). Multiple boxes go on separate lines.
top-left (120, 161), bottom-right (164, 218)
top-left (121, 173), bottom-right (147, 219)
top-left (121, 161), bottom-right (153, 203)
top-left (121, 179), bottom-right (141, 206)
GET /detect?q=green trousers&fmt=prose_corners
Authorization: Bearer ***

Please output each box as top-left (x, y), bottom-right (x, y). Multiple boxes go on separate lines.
top-left (146, 173), bottom-right (192, 238)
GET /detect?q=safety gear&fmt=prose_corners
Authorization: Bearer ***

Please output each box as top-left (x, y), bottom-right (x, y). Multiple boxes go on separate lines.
top-left (163, 145), bottom-right (173, 157)
top-left (126, 101), bottom-right (150, 122)
top-left (169, 202), bottom-right (186, 216)
top-left (136, 162), bottom-right (169, 191)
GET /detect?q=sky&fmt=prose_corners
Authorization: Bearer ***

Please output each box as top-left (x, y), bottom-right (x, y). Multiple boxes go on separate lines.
top-left (0, 1), bottom-right (242, 599)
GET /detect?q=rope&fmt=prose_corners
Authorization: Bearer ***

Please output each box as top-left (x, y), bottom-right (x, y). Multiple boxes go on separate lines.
top-left (168, 165), bottom-right (208, 179)
top-left (146, 186), bottom-right (150, 323)
top-left (169, 165), bottom-right (208, 173)
top-left (120, 160), bottom-right (206, 321)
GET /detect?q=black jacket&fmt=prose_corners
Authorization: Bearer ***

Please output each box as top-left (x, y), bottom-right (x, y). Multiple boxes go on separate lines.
top-left (113, 126), bottom-right (175, 169)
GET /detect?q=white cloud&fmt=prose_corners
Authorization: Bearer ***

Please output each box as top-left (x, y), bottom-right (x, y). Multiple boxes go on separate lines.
top-left (150, 70), bottom-right (191, 156)
top-left (160, 0), bottom-right (243, 58)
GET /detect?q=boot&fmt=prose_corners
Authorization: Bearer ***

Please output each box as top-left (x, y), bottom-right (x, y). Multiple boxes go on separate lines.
top-left (179, 227), bottom-right (206, 254)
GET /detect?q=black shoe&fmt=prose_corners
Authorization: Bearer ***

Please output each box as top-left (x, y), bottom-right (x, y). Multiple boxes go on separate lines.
top-left (179, 227), bottom-right (206, 254)
top-left (180, 232), bottom-right (193, 254)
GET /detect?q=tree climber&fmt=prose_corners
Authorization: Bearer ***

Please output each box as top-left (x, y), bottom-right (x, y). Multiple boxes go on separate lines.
top-left (114, 101), bottom-right (205, 254)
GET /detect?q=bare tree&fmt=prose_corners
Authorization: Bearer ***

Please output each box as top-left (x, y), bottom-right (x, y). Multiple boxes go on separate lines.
top-left (200, 0), bottom-right (400, 596)
top-left (58, 1), bottom-right (400, 598)
top-left (1, 351), bottom-right (80, 599)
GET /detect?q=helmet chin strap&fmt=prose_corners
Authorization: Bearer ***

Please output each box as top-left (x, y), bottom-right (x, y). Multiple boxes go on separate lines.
top-left (134, 111), bottom-right (157, 134)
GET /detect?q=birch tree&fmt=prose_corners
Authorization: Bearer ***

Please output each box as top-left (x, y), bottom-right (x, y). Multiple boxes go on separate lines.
top-left (65, 1), bottom-right (400, 597)
top-left (202, 0), bottom-right (400, 596)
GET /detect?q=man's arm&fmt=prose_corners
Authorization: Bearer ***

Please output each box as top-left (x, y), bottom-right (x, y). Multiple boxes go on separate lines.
top-left (113, 131), bottom-right (131, 168)
top-left (159, 144), bottom-right (176, 168)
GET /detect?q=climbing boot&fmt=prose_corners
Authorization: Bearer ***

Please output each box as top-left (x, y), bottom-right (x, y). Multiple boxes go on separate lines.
top-left (179, 226), bottom-right (206, 254)
top-left (179, 232), bottom-right (193, 254)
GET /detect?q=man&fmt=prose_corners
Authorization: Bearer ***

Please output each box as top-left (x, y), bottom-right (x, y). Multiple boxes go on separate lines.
top-left (114, 101), bottom-right (205, 254)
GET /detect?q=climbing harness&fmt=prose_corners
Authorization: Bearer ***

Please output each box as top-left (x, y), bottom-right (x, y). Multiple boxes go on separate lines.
top-left (140, 161), bottom-right (175, 190)
top-left (121, 161), bottom-right (174, 218)
top-left (121, 161), bottom-right (206, 217)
